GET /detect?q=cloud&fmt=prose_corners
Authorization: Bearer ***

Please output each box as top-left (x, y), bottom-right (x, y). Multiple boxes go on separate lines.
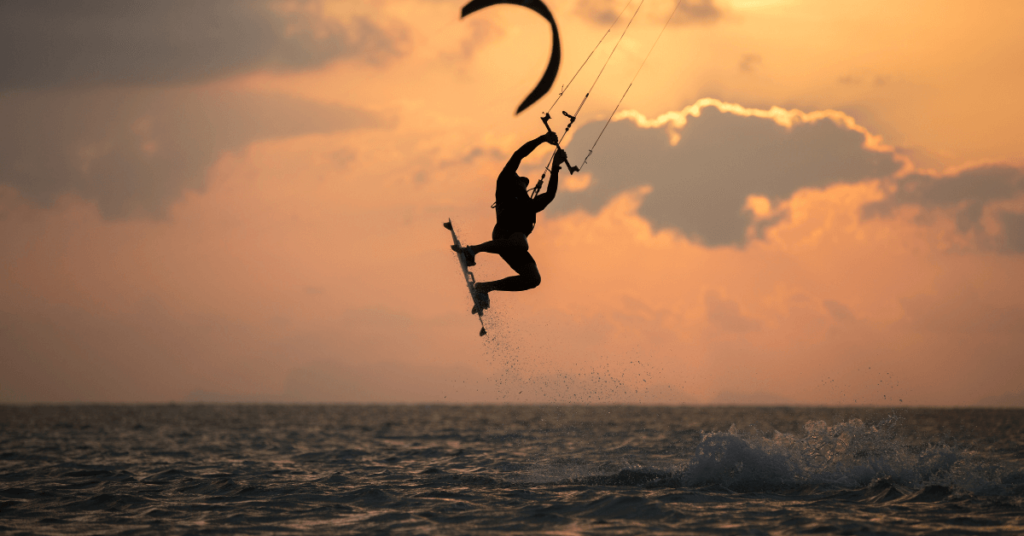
top-left (823, 300), bottom-right (855, 322)
top-left (739, 54), bottom-right (762, 73)
top-left (705, 290), bottom-right (759, 332)
top-left (455, 17), bottom-right (505, 60)
top-left (672, 0), bottom-right (723, 25)
top-left (558, 99), bottom-right (904, 247)
top-left (863, 164), bottom-right (1024, 253)
top-left (0, 87), bottom-right (384, 218)
top-left (978, 389), bottom-right (1024, 408)
top-left (576, 0), bottom-right (722, 26)
top-left (0, 0), bottom-right (405, 90)
top-left (575, 0), bottom-right (633, 26)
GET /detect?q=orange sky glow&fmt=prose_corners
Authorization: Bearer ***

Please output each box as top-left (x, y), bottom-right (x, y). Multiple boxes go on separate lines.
top-left (2, 0), bottom-right (1023, 405)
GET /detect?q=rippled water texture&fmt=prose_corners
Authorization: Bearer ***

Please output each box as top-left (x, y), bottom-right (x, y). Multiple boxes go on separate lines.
top-left (2, 405), bottom-right (1023, 533)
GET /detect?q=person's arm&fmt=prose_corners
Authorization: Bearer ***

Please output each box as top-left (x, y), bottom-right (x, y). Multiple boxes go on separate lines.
top-left (501, 132), bottom-right (558, 176)
top-left (533, 148), bottom-right (566, 211)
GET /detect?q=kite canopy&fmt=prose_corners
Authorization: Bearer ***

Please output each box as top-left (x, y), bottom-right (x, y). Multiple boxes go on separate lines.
top-left (461, 0), bottom-right (561, 115)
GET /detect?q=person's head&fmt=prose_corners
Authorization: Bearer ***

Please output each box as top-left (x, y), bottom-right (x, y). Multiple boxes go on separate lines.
top-left (518, 176), bottom-right (529, 190)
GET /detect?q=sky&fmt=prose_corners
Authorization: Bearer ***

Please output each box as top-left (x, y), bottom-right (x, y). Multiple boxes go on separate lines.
top-left (2, 0), bottom-right (1023, 406)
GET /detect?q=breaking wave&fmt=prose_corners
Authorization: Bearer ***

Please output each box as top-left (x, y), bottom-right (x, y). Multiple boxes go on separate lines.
top-left (579, 416), bottom-right (1024, 499)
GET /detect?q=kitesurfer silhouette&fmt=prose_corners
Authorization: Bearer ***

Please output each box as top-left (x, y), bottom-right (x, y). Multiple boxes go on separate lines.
top-left (457, 131), bottom-right (567, 311)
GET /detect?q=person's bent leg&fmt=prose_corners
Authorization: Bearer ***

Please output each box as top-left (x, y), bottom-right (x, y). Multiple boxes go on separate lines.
top-left (475, 248), bottom-right (540, 293)
top-left (478, 263), bottom-right (540, 292)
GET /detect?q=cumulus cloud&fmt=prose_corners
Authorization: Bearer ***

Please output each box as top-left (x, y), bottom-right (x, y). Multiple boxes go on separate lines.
top-left (0, 88), bottom-right (383, 218)
top-left (863, 164), bottom-right (1024, 253)
top-left (0, 0), bottom-right (405, 90)
top-left (558, 99), bottom-right (904, 247)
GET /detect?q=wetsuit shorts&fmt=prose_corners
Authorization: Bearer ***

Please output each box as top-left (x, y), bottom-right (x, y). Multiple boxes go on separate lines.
top-left (492, 224), bottom-right (536, 276)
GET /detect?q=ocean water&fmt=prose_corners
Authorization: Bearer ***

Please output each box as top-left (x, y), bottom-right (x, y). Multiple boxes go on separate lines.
top-left (1, 405), bottom-right (1022, 534)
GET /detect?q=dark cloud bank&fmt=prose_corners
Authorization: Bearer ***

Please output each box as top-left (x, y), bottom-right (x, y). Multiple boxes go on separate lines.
top-left (864, 165), bottom-right (1024, 253)
top-left (558, 106), bottom-right (1024, 252)
top-left (559, 106), bottom-right (903, 247)
top-left (0, 0), bottom-right (402, 90)
top-left (0, 0), bottom-right (402, 218)
top-left (0, 88), bottom-right (381, 218)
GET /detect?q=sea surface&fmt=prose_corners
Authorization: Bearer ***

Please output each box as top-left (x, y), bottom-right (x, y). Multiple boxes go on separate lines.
top-left (1, 405), bottom-right (1022, 534)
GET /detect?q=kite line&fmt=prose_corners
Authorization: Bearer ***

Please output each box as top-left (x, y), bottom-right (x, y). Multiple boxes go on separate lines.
top-left (579, 0), bottom-right (686, 170)
top-left (544, 0), bottom-right (638, 115)
top-left (458, 0), bottom-right (684, 196)
top-left (532, 0), bottom-right (683, 196)
top-left (533, 0), bottom-right (646, 197)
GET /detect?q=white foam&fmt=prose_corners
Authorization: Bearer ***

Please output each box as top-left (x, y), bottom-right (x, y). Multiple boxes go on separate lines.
top-left (675, 416), bottom-right (1022, 496)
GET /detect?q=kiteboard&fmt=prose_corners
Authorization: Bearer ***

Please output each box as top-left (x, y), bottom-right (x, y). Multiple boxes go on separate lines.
top-left (444, 219), bottom-right (487, 336)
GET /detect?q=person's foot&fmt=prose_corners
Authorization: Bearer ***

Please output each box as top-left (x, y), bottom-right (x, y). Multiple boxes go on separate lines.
top-left (471, 285), bottom-right (490, 314)
top-left (452, 245), bottom-right (476, 266)
top-left (461, 246), bottom-right (476, 267)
